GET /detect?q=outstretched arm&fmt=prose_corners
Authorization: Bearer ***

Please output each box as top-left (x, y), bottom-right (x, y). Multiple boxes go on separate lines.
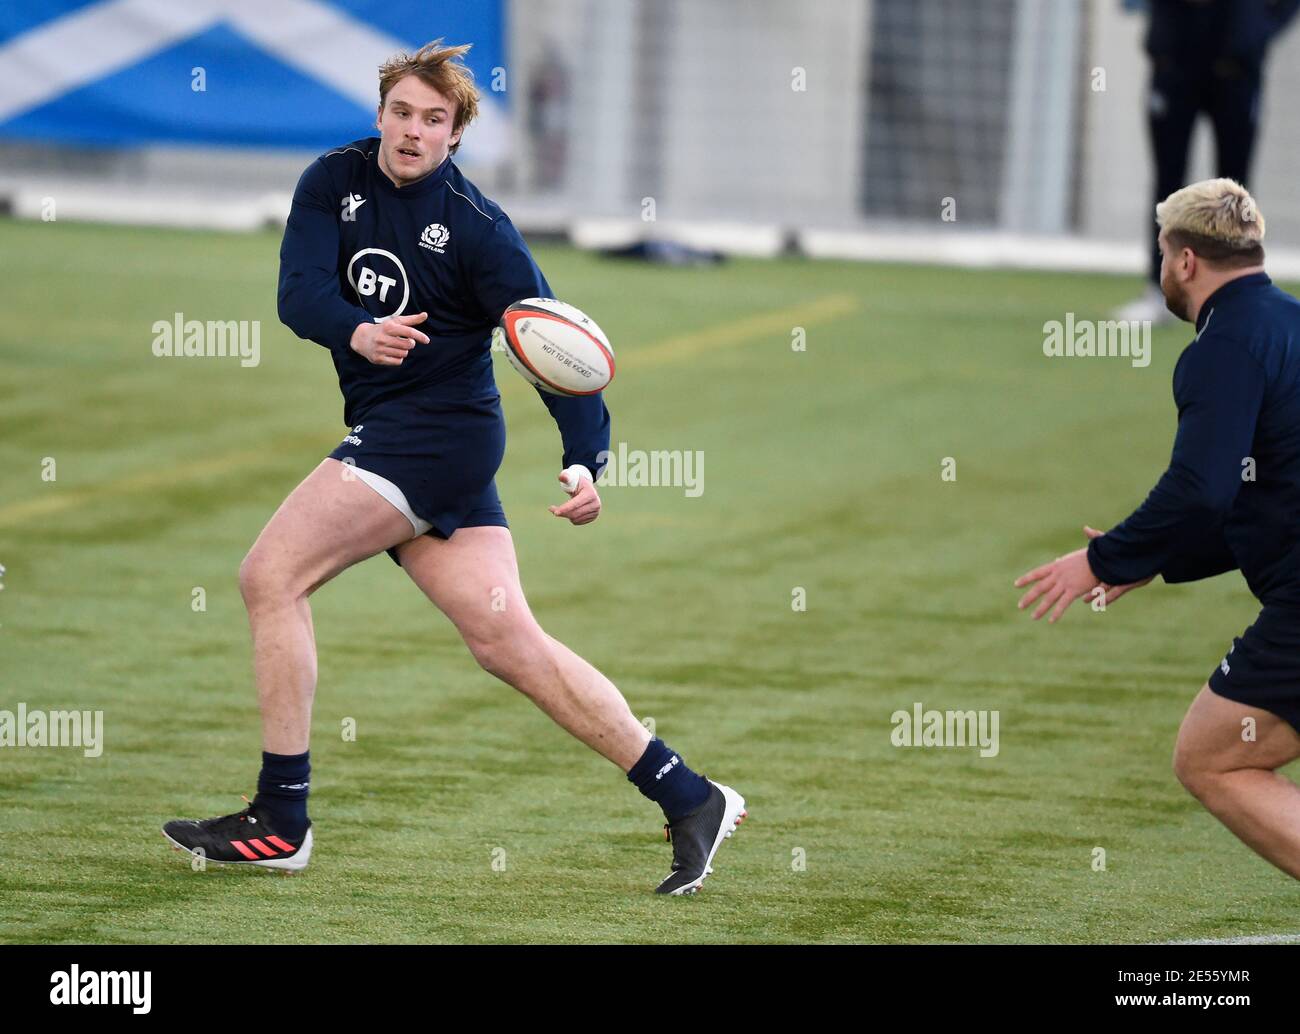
top-left (1016, 328), bottom-right (1261, 622)
top-left (1158, 519), bottom-right (1238, 583)
top-left (1085, 329), bottom-right (1263, 587)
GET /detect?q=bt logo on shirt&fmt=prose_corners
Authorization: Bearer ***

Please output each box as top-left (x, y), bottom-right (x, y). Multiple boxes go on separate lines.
top-left (346, 248), bottom-right (410, 321)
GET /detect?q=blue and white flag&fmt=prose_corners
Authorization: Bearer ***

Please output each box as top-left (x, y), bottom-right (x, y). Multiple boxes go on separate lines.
top-left (0, 0), bottom-right (508, 158)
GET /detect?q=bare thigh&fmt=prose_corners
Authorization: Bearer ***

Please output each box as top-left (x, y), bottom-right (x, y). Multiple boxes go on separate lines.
top-left (396, 525), bottom-right (650, 768)
top-left (1175, 684), bottom-right (1300, 778)
top-left (393, 525), bottom-right (541, 650)
top-left (241, 458), bottom-right (418, 596)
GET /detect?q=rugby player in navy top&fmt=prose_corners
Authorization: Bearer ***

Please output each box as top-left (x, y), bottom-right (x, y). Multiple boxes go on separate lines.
top-left (1015, 178), bottom-right (1300, 880)
top-left (162, 41), bottom-right (746, 894)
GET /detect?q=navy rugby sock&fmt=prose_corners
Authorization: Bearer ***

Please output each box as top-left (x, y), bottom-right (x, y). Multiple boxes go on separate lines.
top-left (252, 750), bottom-right (311, 840)
top-left (627, 738), bottom-right (712, 822)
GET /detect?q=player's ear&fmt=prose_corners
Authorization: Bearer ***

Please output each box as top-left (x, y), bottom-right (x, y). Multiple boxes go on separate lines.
top-left (375, 103), bottom-right (383, 131)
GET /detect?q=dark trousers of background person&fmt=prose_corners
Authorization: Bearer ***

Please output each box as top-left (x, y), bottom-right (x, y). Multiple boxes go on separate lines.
top-left (1146, 54), bottom-right (1262, 284)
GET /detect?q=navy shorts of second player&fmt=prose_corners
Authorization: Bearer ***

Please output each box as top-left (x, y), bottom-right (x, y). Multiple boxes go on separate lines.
top-left (1209, 605), bottom-right (1300, 733)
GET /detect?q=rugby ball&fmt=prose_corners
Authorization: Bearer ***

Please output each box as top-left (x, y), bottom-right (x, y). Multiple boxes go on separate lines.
top-left (499, 298), bottom-right (615, 396)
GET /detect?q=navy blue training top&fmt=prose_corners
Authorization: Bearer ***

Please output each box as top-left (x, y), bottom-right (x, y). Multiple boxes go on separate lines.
top-left (276, 136), bottom-right (609, 475)
top-left (1088, 272), bottom-right (1300, 606)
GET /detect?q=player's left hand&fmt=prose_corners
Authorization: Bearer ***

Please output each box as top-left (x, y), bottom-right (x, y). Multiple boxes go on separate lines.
top-left (1082, 525), bottom-right (1153, 606)
top-left (549, 471), bottom-right (601, 525)
top-left (1014, 537), bottom-right (1103, 623)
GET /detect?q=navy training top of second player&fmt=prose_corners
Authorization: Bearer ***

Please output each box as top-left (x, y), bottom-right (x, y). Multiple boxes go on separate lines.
top-left (1088, 272), bottom-right (1300, 606)
top-left (276, 136), bottom-right (609, 476)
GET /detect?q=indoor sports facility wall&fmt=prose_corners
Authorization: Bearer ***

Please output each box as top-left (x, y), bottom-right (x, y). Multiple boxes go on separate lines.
top-left (1078, 0), bottom-right (1300, 254)
top-left (508, 0), bottom-right (1300, 256)
top-left (3, 0), bottom-right (1300, 268)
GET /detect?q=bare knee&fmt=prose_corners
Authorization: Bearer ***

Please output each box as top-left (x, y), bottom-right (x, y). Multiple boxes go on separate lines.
top-left (465, 623), bottom-right (552, 686)
top-left (1173, 740), bottom-right (1260, 805)
top-left (1172, 685), bottom-right (1296, 801)
top-left (1173, 741), bottom-right (1213, 800)
top-left (239, 549), bottom-right (299, 611)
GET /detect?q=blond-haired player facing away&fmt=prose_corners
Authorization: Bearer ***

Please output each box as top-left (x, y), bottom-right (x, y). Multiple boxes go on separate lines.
top-left (1017, 178), bottom-right (1300, 880)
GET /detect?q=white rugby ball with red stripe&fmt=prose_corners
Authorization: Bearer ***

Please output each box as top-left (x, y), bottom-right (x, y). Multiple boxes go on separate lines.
top-left (499, 298), bottom-right (615, 396)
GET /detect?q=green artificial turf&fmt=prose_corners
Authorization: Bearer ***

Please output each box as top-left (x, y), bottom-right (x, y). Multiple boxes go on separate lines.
top-left (1, 218), bottom-right (1296, 942)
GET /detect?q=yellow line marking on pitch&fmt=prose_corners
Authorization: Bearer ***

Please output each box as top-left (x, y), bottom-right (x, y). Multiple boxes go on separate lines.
top-left (628, 293), bottom-right (858, 369)
top-left (0, 434), bottom-right (330, 530)
top-left (0, 294), bottom-right (859, 529)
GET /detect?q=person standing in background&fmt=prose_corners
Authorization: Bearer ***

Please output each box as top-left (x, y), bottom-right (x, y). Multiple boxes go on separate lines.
top-left (1115, 0), bottom-right (1298, 325)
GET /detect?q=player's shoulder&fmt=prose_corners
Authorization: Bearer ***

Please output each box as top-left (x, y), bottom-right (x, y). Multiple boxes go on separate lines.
top-left (1180, 279), bottom-right (1299, 384)
top-left (298, 136), bottom-right (378, 191)
top-left (443, 161), bottom-right (508, 228)
top-left (317, 136), bottom-right (379, 168)
top-left (1262, 280), bottom-right (1300, 324)
top-left (1249, 281), bottom-right (1300, 374)
top-left (1192, 277), bottom-right (1281, 340)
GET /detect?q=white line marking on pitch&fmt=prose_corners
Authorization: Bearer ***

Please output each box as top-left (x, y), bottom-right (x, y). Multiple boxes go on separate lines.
top-left (1157, 933), bottom-right (1300, 945)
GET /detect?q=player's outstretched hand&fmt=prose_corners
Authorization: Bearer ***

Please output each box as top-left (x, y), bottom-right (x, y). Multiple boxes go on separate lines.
top-left (1014, 528), bottom-right (1104, 623)
top-left (549, 471), bottom-right (601, 526)
top-left (1082, 525), bottom-right (1153, 606)
top-left (350, 312), bottom-right (429, 366)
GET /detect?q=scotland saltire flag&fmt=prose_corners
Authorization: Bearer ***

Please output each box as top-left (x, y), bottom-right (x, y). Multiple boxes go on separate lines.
top-left (0, 0), bottom-right (508, 158)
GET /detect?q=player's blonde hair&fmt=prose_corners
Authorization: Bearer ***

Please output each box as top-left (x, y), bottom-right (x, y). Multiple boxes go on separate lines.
top-left (378, 39), bottom-right (479, 155)
top-left (1156, 178), bottom-right (1265, 268)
